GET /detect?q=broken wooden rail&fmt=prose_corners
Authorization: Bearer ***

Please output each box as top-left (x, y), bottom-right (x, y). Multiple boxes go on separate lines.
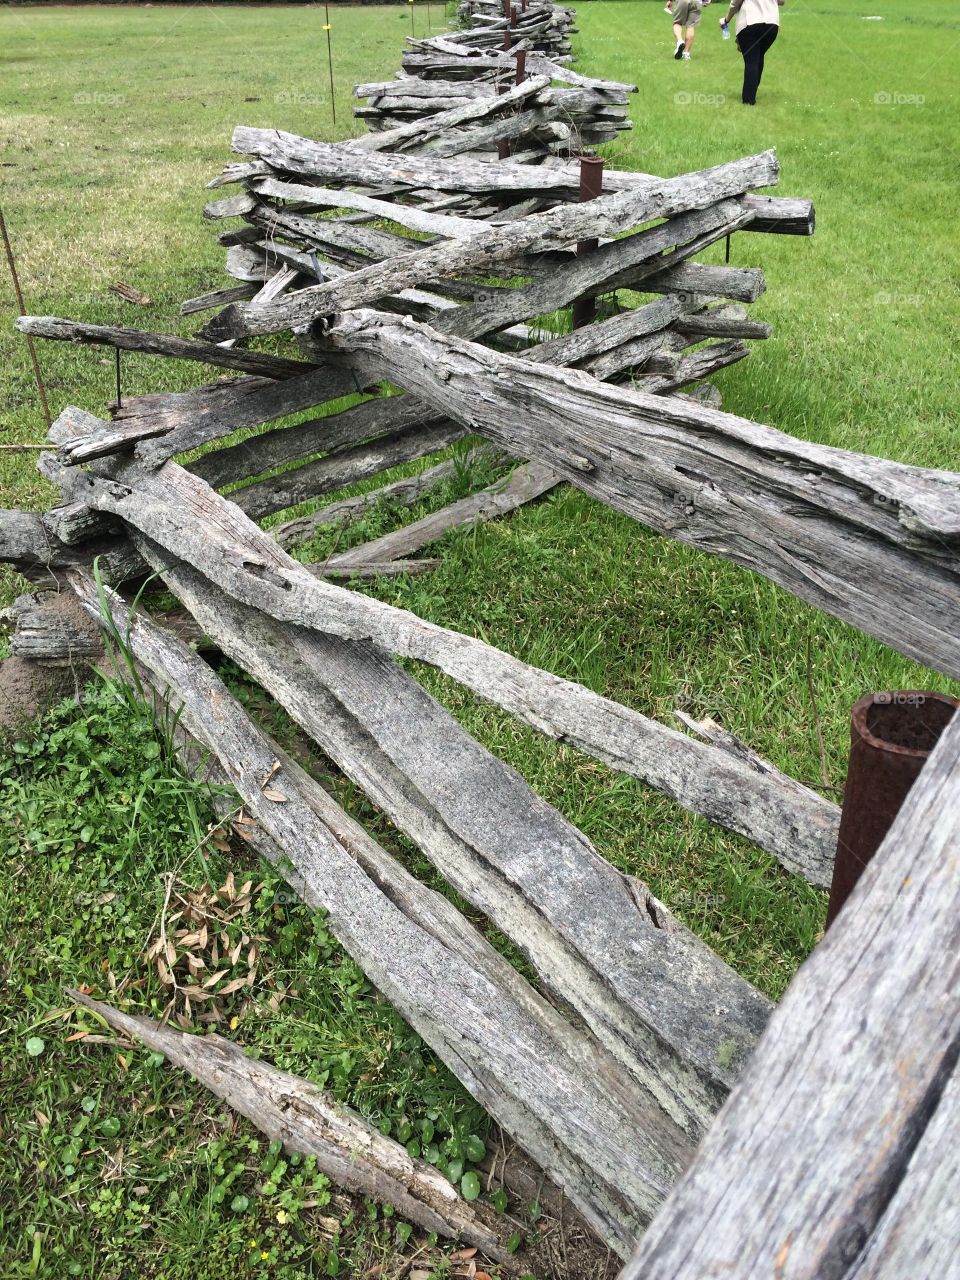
top-left (69, 989), bottom-right (515, 1262)
top-left (615, 706), bottom-right (960, 1279)
top-left (3, 12), bottom-right (957, 1272)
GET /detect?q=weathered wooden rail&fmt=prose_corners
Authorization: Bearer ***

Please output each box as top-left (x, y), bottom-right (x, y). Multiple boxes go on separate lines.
top-left (4, 7), bottom-right (957, 1273)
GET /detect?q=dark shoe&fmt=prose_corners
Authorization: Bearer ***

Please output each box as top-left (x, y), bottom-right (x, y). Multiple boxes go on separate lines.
top-left (674, 40), bottom-right (685, 58)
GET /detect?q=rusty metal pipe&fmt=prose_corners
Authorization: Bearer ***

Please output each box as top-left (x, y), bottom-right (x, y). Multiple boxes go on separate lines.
top-left (515, 48), bottom-right (526, 84)
top-left (827, 690), bottom-right (959, 927)
top-left (571, 156), bottom-right (605, 329)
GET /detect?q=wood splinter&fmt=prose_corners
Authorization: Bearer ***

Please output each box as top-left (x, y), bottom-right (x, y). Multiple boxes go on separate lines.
top-left (67, 989), bottom-right (516, 1265)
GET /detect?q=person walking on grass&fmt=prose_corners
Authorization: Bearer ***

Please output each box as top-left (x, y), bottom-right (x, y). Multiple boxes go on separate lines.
top-left (669, 0), bottom-right (706, 61)
top-left (719, 0), bottom-right (784, 104)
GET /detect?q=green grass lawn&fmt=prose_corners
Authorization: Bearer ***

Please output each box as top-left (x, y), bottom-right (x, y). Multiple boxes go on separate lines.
top-left (2, 2), bottom-right (959, 1277)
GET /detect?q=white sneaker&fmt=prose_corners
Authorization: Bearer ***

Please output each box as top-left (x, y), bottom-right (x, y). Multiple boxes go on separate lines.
top-left (681, 51), bottom-right (691, 59)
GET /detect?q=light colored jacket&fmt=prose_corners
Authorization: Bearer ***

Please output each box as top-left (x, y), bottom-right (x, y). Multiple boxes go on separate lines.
top-left (728, 0), bottom-right (783, 34)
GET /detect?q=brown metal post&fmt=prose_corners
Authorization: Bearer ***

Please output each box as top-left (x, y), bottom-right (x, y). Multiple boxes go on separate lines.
top-left (515, 49), bottom-right (526, 84)
top-left (827, 690), bottom-right (959, 928)
top-left (571, 156), bottom-right (605, 329)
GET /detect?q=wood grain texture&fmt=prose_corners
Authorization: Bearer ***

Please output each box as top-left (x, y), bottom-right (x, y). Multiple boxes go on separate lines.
top-left (616, 707), bottom-right (960, 1279)
top-left (226, 418), bottom-right (468, 522)
top-left (127, 535), bottom-right (770, 1144)
top-left (207, 145), bottom-right (778, 338)
top-left (319, 309), bottom-right (960, 681)
top-left (69, 991), bottom-right (512, 1261)
top-left (70, 429), bottom-right (838, 883)
top-left (69, 568), bottom-right (693, 1255)
top-left (844, 1063), bottom-right (960, 1279)
top-left (15, 316), bottom-right (313, 381)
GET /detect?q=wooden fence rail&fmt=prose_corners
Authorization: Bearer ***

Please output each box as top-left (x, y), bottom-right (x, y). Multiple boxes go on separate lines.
top-left (5, 6), bottom-right (957, 1271)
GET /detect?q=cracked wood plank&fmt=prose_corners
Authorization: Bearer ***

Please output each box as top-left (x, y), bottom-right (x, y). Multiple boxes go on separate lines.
top-left (69, 991), bottom-right (514, 1262)
top-left (317, 308), bottom-right (960, 681)
top-left (616, 706), bottom-right (960, 1279)
top-left (70, 568), bottom-right (693, 1255)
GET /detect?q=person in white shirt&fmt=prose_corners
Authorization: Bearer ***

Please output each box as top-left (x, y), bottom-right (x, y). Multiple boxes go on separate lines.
top-left (720, 0), bottom-right (784, 104)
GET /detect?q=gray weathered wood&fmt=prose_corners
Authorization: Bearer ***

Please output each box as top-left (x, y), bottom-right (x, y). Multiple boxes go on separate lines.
top-left (187, 395), bottom-right (448, 492)
top-left (207, 145), bottom-right (778, 338)
top-left (326, 459), bottom-right (559, 569)
top-left (432, 200), bottom-right (753, 343)
top-left (69, 991), bottom-right (512, 1261)
top-left (124, 533), bottom-right (771, 1143)
top-left (61, 408), bottom-right (839, 888)
top-left (67, 417), bottom-right (840, 886)
top-left (319, 309), bottom-right (960, 681)
top-left (250, 178), bottom-right (484, 240)
top-left (107, 366), bottom-right (365, 462)
top-left (229, 418), bottom-right (468, 522)
top-left (69, 568), bottom-right (692, 1255)
top-left (15, 316), bottom-right (313, 381)
top-left (351, 72), bottom-right (550, 152)
top-left (181, 282), bottom-right (258, 315)
top-left (616, 706), bottom-right (960, 1280)
top-left (845, 1063), bottom-right (960, 1280)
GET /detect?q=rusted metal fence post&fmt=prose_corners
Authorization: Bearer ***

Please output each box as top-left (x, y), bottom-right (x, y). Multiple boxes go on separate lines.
top-left (571, 156), bottom-right (605, 329)
top-left (515, 48), bottom-right (526, 85)
top-left (827, 690), bottom-right (959, 927)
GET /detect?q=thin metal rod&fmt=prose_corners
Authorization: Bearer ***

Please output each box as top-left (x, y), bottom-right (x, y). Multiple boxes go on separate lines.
top-left (115, 347), bottom-right (122, 411)
top-left (324, 2), bottom-right (337, 125)
top-left (0, 205), bottom-right (52, 428)
top-left (409, 0), bottom-right (415, 41)
top-left (515, 49), bottom-right (526, 84)
top-left (725, 233), bottom-right (731, 264)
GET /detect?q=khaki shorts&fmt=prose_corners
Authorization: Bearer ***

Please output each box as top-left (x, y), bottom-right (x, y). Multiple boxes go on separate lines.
top-left (672, 0), bottom-right (702, 26)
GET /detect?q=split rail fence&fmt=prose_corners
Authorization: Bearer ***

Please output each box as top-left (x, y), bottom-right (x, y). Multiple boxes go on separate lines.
top-left (2, 3), bottom-right (958, 1275)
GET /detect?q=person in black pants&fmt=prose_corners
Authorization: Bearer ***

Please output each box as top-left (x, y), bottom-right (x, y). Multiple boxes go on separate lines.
top-left (720, 0), bottom-right (784, 105)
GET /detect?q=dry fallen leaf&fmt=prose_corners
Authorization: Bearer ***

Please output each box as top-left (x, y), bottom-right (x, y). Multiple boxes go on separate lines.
top-left (262, 788), bottom-right (288, 803)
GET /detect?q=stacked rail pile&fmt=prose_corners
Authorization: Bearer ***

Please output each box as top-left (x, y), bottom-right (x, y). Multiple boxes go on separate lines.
top-left (450, 0), bottom-right (578, 61)
top-left (1, 128), bottom-right (848, 1257)
top-left (354, 57), bottom-right (635, 151)
top-left (354, 0), bottom-right (632, 154)
top-left (195, 125), bottom-right (807, 409)
top-left (7, 71), bottom-right (959, 1279)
